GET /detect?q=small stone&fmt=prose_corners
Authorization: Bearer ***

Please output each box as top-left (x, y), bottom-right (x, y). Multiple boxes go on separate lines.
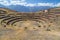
top-left (38, 26), bottom-right (41, 27)
top-left (46, 28), bottom-right (51, 31)
top-left (3, 25), bottom-right (6, 27)
top-left (24, 27), bottom-right (27, 29)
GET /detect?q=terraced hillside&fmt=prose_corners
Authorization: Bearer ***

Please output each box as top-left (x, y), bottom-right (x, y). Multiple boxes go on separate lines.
top-left (0, 8), bottom-right (60, 40)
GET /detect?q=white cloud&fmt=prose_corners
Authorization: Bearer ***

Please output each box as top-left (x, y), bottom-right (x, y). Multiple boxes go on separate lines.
top-left (10, 1), bottom-right (27, 5)
top-left (0, 0), bottom-right (60, 7)
top-left (37, 3), bottom-right (54, 7)
top-left (37, 3), bottom-right (60, 7)
top-left (0, 0), bottom-right (10, 5)
top-left (0, 0), bottom-right (37, 7)
top-left (0, 0), bottom-right (26, 6)
top-left (25, 3), bottom-right (36, 7)
top-left (54, 3), bottom-right (60, 7)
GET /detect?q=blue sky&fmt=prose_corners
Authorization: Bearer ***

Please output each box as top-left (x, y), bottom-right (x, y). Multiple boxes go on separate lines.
top-left (26, 0), bottom-right (59, 3)
top-left (0, 0), bottom-right (60, 7)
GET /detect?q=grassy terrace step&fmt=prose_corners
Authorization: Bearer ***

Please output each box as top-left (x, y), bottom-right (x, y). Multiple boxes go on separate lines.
top-left (1, 17), bottom-right (15, 25)
top-left (11, 19), bottom-right (26, 25)
top-left (0, 16), bottom-right (10, 19)
top-left (0, 10), bottom-right (7, 14)
top-left (6, 18), bottom-right (23, 25)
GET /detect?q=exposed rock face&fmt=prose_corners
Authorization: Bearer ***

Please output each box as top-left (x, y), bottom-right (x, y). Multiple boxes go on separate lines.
top-left (0, 7), bottom-right (60, 40)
